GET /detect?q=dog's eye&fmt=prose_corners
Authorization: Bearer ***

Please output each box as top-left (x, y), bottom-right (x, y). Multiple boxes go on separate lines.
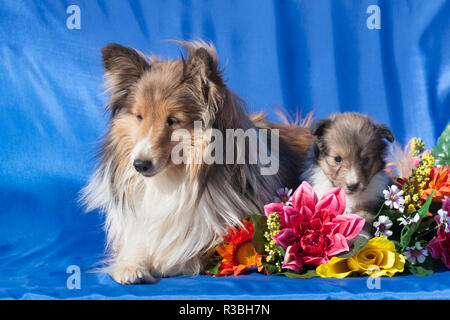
top-left (136, 114), bottom-right (143, 121)
top-left (167, 117), bottom-right (179, 126)
top-left (334, 156), bottom-right (342, 163)
top-left (362, 157), bottom-right (370, 165)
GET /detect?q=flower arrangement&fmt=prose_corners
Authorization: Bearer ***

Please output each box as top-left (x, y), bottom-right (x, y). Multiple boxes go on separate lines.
top-left (207, 124), bottom-right (450, 279)
top-left (262, 182), bottom-right (365, 275)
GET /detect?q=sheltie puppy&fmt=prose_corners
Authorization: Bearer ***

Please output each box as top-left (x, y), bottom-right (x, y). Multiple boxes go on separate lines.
top-left (301, 112), bottom-right (394, 230)
top-left (81, 41), bottom-right (312, 284)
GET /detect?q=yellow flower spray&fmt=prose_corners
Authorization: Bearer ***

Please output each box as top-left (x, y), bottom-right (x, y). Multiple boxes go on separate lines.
top-left (410, 137), bottom-right (425, 156)
top-left (264, 212), bottom-right (282, 272)
top-left (402, 152), bottom-right (435, 214)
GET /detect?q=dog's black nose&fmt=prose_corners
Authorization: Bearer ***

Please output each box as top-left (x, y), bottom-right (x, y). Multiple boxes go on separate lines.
top-left (347, 183), bottom-right (360, 192)
top-left (133, 159), bottom-right (153, 176)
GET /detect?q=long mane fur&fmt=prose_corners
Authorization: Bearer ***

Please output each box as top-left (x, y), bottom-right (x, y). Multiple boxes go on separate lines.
top-left (80, 41), bottom-right (288, 278)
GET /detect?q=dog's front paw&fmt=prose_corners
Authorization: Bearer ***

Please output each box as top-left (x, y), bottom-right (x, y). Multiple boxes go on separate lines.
top-left (109, 266), bottom-right (156, 285)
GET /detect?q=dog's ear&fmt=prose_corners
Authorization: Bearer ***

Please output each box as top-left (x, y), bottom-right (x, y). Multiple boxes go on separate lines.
top-left (311, 118), bottom-right (332, 157)
top-left (101, 43), bottom-right (150, 117)
top-left (376, 124), bottom-right (395, 143)
top-left (183, 46), bottom-right (225, 125)
top-left (183, 47), bottom-right (224, 87)
top-left (311, 118), bottom-right (332, 137)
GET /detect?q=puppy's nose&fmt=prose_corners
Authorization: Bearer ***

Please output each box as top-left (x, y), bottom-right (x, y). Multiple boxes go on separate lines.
top-left (347, 183), bottom-right (360, 192)
top-left (133, 159), bottom-right (153, 176)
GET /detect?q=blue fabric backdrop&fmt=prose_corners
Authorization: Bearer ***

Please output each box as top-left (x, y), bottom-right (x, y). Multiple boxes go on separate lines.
top-left (0, 0), bottom-right (449, 300)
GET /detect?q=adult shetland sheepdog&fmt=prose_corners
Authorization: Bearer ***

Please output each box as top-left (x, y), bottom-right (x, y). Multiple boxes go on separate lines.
top-left (81, 41), bottom-right (312, 284)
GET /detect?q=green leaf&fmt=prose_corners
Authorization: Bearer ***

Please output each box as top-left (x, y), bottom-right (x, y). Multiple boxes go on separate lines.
top-left (375, 203), bottom-right (385, 219)
top-left (407, 264), bottom-right (434, 277)
top-left (337, 236), bottom-right (368, 259)
top-left (416, 191), bottom-right (435, 218)
top-left (431, 123), bottom-right (450, 167)
top-left (401, 191), bottom-right (435, 250)
top-left (400, 225), bottom-right (412, 248)
top-left (277, 269), bottom-right (318, 279)
top-left (250, 214), bottom-right (268, 255)
top-left (262, 262), bottom-right (279, 275)
top-left (205, 260), bottom-right (221, 275)
top-left (278, 246), bottom-right (286, 258)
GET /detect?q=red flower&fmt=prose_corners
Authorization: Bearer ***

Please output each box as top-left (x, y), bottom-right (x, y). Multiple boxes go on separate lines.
top-left (427, 225), bottom-right (450, 269)
top-left (264, 182), bottom-right (365, 272)
top-left (422, 165), bottom-right (450, 201)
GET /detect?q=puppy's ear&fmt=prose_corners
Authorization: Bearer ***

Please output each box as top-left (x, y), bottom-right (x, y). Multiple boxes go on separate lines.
top-left (311, 118), bottom-right (332, 137)
top-left (311, 118), bottom-right (332, 157)
top-left (183, 46), bottom-right (225, 125)
top-left (376, 124), bottom-right (395, 143)
top-left (101, 43), bottom-right (150, 117)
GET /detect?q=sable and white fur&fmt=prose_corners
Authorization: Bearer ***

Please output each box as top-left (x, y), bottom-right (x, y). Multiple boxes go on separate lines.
top-left (301, 112), bottom-right (394, 230)
top-left (81, 41), bottom-right (311, 284)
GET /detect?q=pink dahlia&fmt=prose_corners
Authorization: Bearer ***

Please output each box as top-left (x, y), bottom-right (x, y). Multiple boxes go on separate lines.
top-left (264, 181), bottom-right (365, 272)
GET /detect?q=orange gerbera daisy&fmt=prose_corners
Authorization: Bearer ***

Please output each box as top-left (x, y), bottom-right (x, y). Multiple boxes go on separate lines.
top-left (422, 165), bottom-right (450, 201)
top-left (216, 219), bottom-right (263, 276)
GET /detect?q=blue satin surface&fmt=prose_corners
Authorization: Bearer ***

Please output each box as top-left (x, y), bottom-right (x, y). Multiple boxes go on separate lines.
top-left (0, 1), bottom-right (449, 300)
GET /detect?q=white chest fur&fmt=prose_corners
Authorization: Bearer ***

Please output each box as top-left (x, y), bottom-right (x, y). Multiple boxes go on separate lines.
top-left (81, 162), bottom-right (263, 279)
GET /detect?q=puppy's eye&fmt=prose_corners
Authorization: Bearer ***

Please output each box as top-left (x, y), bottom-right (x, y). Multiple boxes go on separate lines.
top-left (334, 156), bottom-right (342, 163)
top-left (362, 157), bottom-right (370, 165)
top-left (167, 117), bottom-right (179, 126)
top-left (136, 114), bottom-right (143, 121)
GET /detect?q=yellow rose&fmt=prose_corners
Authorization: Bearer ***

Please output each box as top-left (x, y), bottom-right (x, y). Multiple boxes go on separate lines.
top-left (316, 237), bottom-right (405, 278)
